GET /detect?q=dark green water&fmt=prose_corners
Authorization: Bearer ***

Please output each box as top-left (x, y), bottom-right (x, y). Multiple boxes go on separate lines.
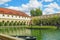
top-left (0, 27), bottom-right (60, 40)
top-left (32, 29), bottom-right (60, 40)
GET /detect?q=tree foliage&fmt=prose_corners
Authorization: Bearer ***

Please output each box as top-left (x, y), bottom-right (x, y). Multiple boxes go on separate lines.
top-left (30, 8), bottom-right (42, 16)
top-left (32, 16), bottom-right (60, 26)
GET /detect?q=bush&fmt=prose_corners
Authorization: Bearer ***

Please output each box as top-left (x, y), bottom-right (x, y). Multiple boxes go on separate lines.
top-left (32, 16), bottom-right (60, 26)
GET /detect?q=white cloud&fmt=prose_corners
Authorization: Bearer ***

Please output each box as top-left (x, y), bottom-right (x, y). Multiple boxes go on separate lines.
top-left (29, 0), bottom-right (41, 8)
top-left (0, 0), bottom-right (11, 4)
top-left (6, 0), bottom-right (43, 16)
top-left (47, 2), bottom-right (60, 9)
top-left (43, 8), bottom-right (55, 15)
top-left (6, 0), bottom-right (60, 16)
top-left (43, 2), bottom-right (60, 15)
top-left (7, 6), bottom-right (21, 10)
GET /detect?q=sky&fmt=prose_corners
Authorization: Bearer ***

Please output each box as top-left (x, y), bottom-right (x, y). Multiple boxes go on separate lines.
top-left (0, 0), bottom-right (60, 16)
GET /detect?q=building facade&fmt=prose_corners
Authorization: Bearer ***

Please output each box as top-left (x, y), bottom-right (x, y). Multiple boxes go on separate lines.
top-left (32, 13), bottom-right (60, 19)
top-left (40, 13), bottom-right (60, 19)
top-left (0, 8), bottom-right (31, 26)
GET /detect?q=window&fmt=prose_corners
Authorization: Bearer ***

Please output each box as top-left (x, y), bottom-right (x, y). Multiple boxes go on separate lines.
top-left (2, 21), bottom-right (4, 23)
top-left (11, 21), bottom-right (13, 22)
top-left (19, 16), bottom-right (20, 18)
top-left (17, 16), bottom-right (19, 18)
top-left (22, 16), bottom-right (23, 18)
top-left (7, 21), bottom-right (9, 23)
top-left (15, 16), bottom-right (17, 18)
top-left (15, 21), bottom-right (17, 23)
top-left (8, 12), bottom-right (13, 17)
top-left (19, 21), bottom-right (20, 23)
top-left (7, 15), bottom-right (9, 17)
top-left (12, 15), bottom-right (13, 17)
top-left (3, 14), bottom-right (4, 16)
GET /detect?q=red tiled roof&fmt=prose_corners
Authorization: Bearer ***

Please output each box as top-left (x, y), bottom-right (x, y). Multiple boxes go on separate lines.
top-left (0, 8), bottom-right (29, 17)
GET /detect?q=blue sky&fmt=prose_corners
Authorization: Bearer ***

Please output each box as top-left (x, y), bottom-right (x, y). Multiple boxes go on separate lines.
top-left (0, 0), bottom-right (60, 15)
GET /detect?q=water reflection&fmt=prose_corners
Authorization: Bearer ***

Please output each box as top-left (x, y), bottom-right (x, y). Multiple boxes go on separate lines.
top-left (32, 29), bottom-right (60, 40)
top-left (42, 29), bottom-right (60, 40)
top-left (0, 27), bottom-right (60, 40)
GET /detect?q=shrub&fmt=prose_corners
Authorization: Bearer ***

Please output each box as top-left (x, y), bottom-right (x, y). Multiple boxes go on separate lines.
top-left (32, 16), bottom-right (60, 26)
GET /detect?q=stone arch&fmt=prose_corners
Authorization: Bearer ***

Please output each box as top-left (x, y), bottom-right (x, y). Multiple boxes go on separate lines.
top-left (0, 20), bottom-right (5, 26)
top-left (2, 20), bottom-right (4, 23)
top-left (9, 21), bottom-right (14, 26)
top-left (27, 21), bottom-right (29, 25)
top-left (19, 21), bottom-right (23, 25)
top-left (7, 21), bottom-right (9, 23)
top-left (25, 21), bottom-right (28, 25)
top-left (17, 21), bottom-right (21, 26)
top-left (6, 21), bottom-right (10, 26)
top-left (19, 21), bottom-right (20, 23)
top-left (13, 21), bottom-right (17, 26)
top-left (2, 20), bottom-right (5, 26)
top-left (4, 21), bottom-right (8, 26)
top-left (22, 21), bottom-right (24, 25)
top-left (16, 21), bottom-right (20, 26)
top-left (18, 21), bottom-right (21, 26)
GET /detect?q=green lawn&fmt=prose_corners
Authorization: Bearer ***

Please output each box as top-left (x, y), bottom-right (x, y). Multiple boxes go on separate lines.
top-left (26, 26), bottom-right (57, 29)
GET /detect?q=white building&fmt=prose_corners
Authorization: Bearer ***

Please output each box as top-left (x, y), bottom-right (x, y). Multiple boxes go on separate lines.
top-left (0, 8), bottom-right (31, 25)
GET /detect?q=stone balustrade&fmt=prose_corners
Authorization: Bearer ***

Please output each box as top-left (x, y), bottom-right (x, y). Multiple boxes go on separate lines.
top-left (0, 34), bottom-right (25, 40)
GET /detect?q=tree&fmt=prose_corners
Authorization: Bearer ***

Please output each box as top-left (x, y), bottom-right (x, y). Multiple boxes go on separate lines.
top-left (30, 9), bottom-right (35, 16)
top-left (32, 17), bottom-right (40, 25)
top-left (35, 8), bottom-right (42, 16)
top-left (30, 8), bottom-right (42, 16)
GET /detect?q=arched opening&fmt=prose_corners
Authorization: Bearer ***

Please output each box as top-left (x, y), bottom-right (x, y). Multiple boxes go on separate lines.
top-left (2, 20), bottom-right (5, 26)
top-left (13, 21), bottom-right (17, 26)
top-left (0, 22), bottom-right (3, 26)
top-left (7, 21), bottom-right (9, 26)
top-left (4, 22), bottom-right (8, 26)
top-left (21, 21), bottom-right (24, 25)
top-left (17, 21), bottom-right (21, 26)
top-left (26, 21), bottom-right (28, 25)
top-left (9, 21), bottom-right (13, 26)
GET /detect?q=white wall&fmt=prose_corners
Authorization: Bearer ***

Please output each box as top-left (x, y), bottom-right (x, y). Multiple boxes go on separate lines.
top-left (0, 14), bottom-right (31, 20)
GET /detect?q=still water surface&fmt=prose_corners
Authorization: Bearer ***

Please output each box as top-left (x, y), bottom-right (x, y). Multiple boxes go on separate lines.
top-left (32, 29), bottom-right (60, 40)
top-left (0, 27), bottom-right (60, 40)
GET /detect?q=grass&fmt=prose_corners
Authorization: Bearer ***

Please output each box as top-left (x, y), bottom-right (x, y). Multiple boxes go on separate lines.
top-left (26, 26), bottom-right (57, 29)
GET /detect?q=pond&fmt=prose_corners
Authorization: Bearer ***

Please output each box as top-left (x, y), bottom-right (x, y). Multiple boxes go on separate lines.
top-left (0, 26), bottom-right (60, 40)
top-left (31, 29), bottom-right (60, 40)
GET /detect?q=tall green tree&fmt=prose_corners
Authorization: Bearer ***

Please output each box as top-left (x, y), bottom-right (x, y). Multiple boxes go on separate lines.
top-left (35, 8), bottom-right (42, 16)
top-left (30, 9), bottom-right (35, 16)
top-left (30, 8), bottom-right (42, 16)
